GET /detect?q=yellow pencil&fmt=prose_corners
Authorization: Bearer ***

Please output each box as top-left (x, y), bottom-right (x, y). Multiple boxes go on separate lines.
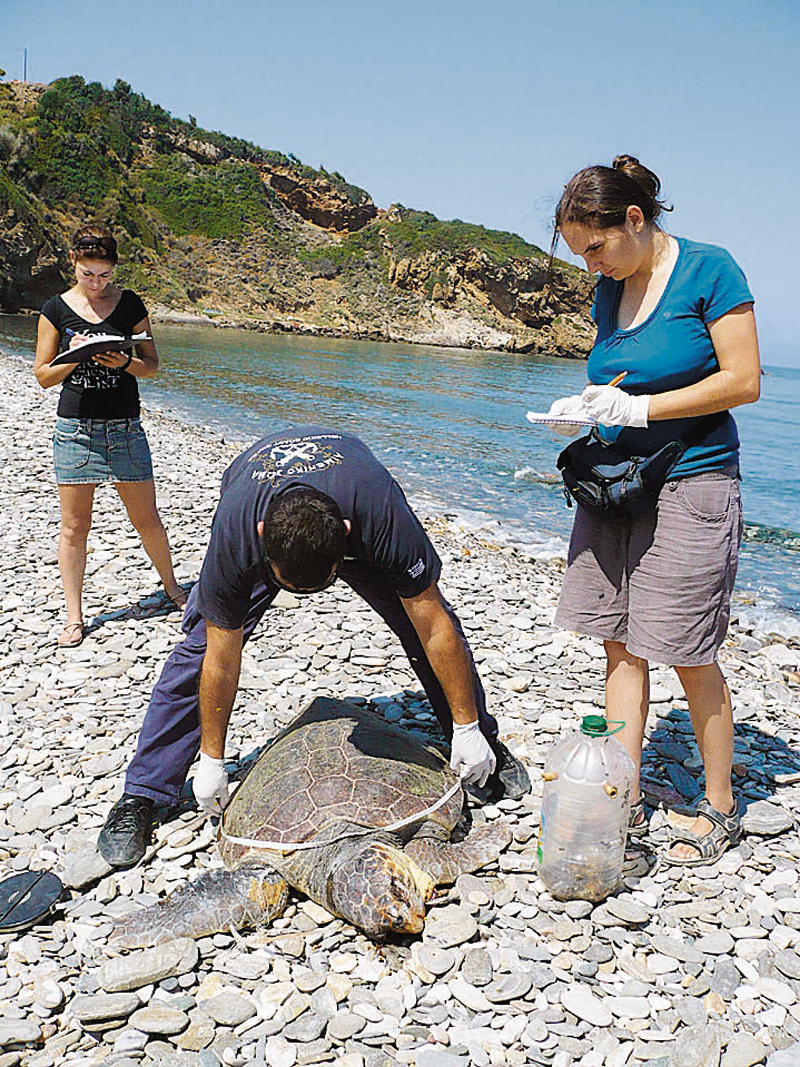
top-left (608, 371), bottom-right (628, 388)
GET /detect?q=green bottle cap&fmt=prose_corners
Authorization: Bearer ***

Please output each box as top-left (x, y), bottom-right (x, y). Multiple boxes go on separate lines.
top-left (580, 715), bottom-right (608, 736)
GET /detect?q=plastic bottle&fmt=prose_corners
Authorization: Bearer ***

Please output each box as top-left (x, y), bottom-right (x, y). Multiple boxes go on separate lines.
top-left (537, 715), bottom-right (635, 902)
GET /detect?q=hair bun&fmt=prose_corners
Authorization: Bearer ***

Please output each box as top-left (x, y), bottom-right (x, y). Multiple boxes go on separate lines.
top-left (611, 154), bottom-right (661, 200)
top-left (612, 154), bottom-right (641, 172)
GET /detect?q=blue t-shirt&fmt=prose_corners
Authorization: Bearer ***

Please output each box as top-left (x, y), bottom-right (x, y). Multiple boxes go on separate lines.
top-left (589, 237), bottom-right (754, 477)
top-left (195, 427), bottom-right (442, 629)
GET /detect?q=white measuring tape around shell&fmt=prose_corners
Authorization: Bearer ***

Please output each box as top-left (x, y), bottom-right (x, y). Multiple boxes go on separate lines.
top-left (218, 776), bottom-right (464, 854)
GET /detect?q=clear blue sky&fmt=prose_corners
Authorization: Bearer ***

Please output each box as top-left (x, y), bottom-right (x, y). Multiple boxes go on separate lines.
top-left (2, 0), bottom-right (798, 365)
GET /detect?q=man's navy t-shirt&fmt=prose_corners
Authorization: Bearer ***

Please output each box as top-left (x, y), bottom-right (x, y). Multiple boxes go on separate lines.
top-left (195, 427), bottom-right (442, 629)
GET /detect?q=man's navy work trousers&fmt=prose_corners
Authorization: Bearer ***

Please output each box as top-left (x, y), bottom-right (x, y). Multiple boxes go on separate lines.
top-left (124, 574), bottom-right (498, 805)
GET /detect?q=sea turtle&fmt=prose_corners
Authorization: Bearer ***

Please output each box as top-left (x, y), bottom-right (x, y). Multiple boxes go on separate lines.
top-left (111, 697), bottom-right (512, 947)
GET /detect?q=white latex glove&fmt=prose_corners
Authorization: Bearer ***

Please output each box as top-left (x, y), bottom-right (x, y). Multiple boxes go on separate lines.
top-left (546, 395), bottom-right (592, 438)
top-left (581, 385), bottom-right (650, 428)
top-left (450, 721), bottom-right (496, 787)
top-left (193, 752), bottom-right (230, 815)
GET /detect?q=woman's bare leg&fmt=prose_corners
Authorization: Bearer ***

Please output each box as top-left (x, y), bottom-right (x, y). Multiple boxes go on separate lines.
top-left (115, 480), bottom-right (183, 601)
top-left (667, 661), bottom-right (735, 860)
top-left (604, 639), bottom-right (650, 800)
top-left (57, 483), bottom-right (96, 626)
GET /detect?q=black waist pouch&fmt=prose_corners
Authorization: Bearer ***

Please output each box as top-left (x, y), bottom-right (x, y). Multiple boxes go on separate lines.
top-left (556, 416), bottom-right (723, 520)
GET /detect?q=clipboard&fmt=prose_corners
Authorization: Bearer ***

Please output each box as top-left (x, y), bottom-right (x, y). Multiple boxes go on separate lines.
top-left (51, 332), bottom-right (150, 366)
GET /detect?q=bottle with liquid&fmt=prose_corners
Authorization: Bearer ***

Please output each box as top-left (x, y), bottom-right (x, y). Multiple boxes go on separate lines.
top-left (537, 715), bottom-right (635, 902)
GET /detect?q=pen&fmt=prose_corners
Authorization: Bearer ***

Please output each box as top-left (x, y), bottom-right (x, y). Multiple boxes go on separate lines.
top-left (608, 371), bottom-right (627, 388)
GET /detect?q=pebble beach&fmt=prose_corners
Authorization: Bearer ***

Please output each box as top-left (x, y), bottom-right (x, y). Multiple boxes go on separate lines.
top-left (2, 350), bottom-right (800, 1067)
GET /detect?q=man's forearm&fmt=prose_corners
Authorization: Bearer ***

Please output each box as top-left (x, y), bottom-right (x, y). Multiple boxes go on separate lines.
top-left (423, 623), bottom-right (479, 725)
top-left (198, 629), bottom-right (243, 758)
top-left (402, 584), bottom-right (479, 725)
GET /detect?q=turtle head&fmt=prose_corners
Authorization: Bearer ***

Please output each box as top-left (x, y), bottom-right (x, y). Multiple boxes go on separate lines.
top-left (328, 840), bottom-right (434, 940)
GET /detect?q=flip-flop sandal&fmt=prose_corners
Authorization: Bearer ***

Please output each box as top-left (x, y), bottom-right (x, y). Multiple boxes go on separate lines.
top-left (627, 796), bottom-right (649, 839)
top-left (57, 622), bottom-right (84, 647)
top-left (0, 870), bottom-right (64, 933)
top-left (664, 796), bottom-right (741, 867)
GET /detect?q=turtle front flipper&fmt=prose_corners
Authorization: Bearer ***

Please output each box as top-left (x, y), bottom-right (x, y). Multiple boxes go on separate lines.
top-left (109, 866), bottom-right (289, 949)
top-left (405, 821), bottom-right (512, 884)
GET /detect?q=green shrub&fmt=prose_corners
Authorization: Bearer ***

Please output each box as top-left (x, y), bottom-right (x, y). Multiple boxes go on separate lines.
top-left (378, 207), bottom-right (546, 263)
top-left (141, 156), bottom-right (275, 238)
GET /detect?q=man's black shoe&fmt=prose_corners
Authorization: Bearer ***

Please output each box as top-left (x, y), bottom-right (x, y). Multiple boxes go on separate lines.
top-left (98, 794), bottom-right (154, 868)
top-left (487, 742), bottom-right (532, 801)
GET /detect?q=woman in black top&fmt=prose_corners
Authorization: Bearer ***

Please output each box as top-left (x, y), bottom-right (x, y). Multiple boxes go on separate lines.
top-left (35, 224), bottom-right (185, 646)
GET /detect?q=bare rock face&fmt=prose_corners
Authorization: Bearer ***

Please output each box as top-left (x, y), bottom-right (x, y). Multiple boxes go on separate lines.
top-left (0, 211), bottom-right (68, 312)
top-left (258, 164), bottom-right (378, 233)
top-left (388, 246), bottom-right (595, 354)
top-left (166, 131), bottom-right (224, 165)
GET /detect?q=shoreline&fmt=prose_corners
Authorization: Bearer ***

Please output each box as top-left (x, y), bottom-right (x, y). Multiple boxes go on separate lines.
top-left (1, 352), bottom-right (800, 1065)
top-left (3, 305), bottom-right (587, 359)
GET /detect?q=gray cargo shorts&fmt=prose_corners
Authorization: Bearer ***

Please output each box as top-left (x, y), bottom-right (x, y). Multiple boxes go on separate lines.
top-left (554, 467), bottom-right (742, 667)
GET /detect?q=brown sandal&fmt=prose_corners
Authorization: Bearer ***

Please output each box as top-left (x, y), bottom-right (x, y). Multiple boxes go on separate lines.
top-left (57, 622), bottom-right (85, 647)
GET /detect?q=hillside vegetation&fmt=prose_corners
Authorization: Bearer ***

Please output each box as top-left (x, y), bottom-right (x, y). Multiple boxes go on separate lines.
top-left (0, 76), bottom-right (594, 354)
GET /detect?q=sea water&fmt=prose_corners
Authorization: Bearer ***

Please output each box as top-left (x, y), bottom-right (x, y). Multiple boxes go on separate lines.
top-left (2, 314), bottom-right (798, 635)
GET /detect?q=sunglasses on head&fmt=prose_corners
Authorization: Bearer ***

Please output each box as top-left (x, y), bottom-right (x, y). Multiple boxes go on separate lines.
top-left (73, 235), bottom-right (117, 255)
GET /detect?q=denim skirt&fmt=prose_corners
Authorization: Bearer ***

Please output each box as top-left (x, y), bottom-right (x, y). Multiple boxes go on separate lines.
top-left (53, 417), bottom-right (154, 484)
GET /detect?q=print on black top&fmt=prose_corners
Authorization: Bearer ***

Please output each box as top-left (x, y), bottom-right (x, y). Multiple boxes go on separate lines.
top-left (40, 290), bottom-right (147, 419)
top-left (195, 428), bottom-right (442, 631)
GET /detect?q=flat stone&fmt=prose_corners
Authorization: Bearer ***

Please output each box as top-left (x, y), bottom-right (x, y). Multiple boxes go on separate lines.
top-left (326, 1010), bottom-right (365, 1040)
top-left (710, 959), bottom-right (741, 1000)
top-left (675, 996), bottom-right (707, 1027)
top-left (423, 905), bottom-right (477, 948)
top-left (650, 935), bottom-right (705, 965)
top-left (695, 930), bottom-right (734, 955)
top-left (606, 995), bottom-right (651, 1019)
top-left (264, 1035), bottom-right (297, 1067)
top-left (753, 976), bottom-right (796, 1006)
top-left (668, 1023), bottom-right (722, 1067)
top-left (71, 992), bottom-right (141, 1024)
top-left (460, 947), bottom-right (492, 986)
top-left (200, 992), bottom-right (256, 1026)
top-left (766, 1044), bottom-right (800, 1066)
top-left (417, 1051), bottom-right (470, 1067)
top-left (296, 1039), bottom-right (333, 1066)
top-left (448, 977), bottom-right (492, 1012)
top-left (483, 973), bottom-right (532, 1002)
top-left (603, 896), bottom-right (651, 925)
top-left (284, 1012), bottom-right (327, 1042)
top-left (128, 1005), bottom-right (189, 1036)
top-left (741, 801), bottom-right (794, 836)
top-left (560, 984), bottom-right (612, 1026)
top-left (720, 1034), bottom-right (768, 1067)
top-left (774, 949), bottom-right (800, 979)
top-left (174, 1017), bottom-right (216, 1051)
top-left (0, 1018), bottom-right (42, 1046)
top-left (99, 939), bottom-right (199, 992)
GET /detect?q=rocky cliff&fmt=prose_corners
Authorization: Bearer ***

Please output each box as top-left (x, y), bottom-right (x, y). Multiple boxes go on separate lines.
top-left (0, 76), bottom-right (595, 356)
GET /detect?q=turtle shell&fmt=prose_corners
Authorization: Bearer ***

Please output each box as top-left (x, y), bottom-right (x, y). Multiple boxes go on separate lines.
top-left (220, 697), bottom-right (462, 867)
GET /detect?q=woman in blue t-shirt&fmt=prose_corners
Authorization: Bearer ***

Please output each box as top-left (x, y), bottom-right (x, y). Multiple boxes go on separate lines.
top-left (550, 155), bottom-right (761, 866)
top-left (35, 224), bottom-right (185, 647)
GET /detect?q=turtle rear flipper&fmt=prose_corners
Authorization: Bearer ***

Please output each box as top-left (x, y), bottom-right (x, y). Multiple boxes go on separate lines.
top-left (405, 821), bottom-right (512, 884)
top-left (110, 866), bottom-right (288, 949)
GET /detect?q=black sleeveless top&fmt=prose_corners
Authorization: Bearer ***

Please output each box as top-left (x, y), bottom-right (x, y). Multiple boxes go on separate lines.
top-left (40, 290), bottom-right (147, 419)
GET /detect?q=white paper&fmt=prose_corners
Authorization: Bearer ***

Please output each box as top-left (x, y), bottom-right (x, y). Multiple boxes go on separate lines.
top-left (525, 410), bottom-right (597, 427)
